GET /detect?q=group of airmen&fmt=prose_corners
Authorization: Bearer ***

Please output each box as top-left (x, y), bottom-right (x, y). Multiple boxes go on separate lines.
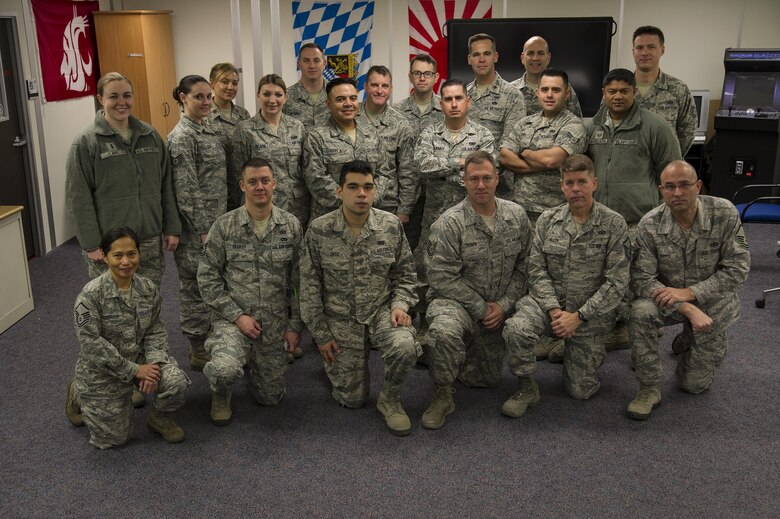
top-left (63, 25), bottom-right (750, 449)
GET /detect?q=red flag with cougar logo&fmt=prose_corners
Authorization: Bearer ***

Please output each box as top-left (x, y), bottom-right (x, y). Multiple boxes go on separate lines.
top-left (31, 0), bottom-right (100, 102)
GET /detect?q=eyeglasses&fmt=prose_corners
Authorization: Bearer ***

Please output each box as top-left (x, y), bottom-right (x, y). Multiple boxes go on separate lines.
top-left (660, 181), bottom-right (698, 192)
top-left (410, 71), bottom-right (435, 78)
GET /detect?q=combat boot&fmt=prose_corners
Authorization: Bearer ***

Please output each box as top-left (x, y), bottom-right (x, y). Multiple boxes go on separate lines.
top-left (376, 387), bottom-right (411, 436)
top-left (627, 385), bottom-right (661, 420)
top-left (65, 379), bottom-right (84, 427)
top-left (210, 390), bottom-right (233, 426)
top-left (292, 346), bottom-right (304, 359)
top-left (421, 385), bottom-right (455, 430)
top-left (189, 336), bottom-right (211, 371)
top-left (533, 336), bottom-right (558, 360)
top-left (604, 321), bottom-right (631, 351)
top-left (132, 389), bottom-right (145, 408)
top-left (147, 408), bottom-right (185, 443)
top-left (671, 333), bottom-right (691, 355)
top-left (547, 340), bottom-right (565, 363)
top-left (500, 377), bottom-right (541, 418)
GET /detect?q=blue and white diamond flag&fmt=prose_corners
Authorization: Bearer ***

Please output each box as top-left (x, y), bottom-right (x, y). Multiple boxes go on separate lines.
top-left (292, 1), bottom-right (374, 92)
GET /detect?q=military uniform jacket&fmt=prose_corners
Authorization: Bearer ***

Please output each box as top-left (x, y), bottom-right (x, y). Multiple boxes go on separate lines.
top-left (168, 115), bottom-right (228, 243)
top-left (501, 109), bottom-right (587, 213)
top-left (198, 205), bottom-right (303, 331)
top-left (510, 73), bottom-right (583, 117)
top-left (587, 102), bottom-right (682, 225)
top-left (394, 94), bottom-right (444, 136)
top-left (631, 195), bottom-right (750, 312)
top-left (636, 71), bottom-right (697, 155)
top-left (66, 111), bottom-right (181, 252)
top-left (530, 201), bottom-right (630, 335)
top-left (426, 197), bottom-right (531, 321)
top-left (207, 102), bottom-right (251, 149)
top-left (466, 73), bottom-right (526, 145)
top-left (415, 119), bottom-right (495, 213)
top-left (358, 104), bottom-right (415, 213)
top-left (74, 272), bottom-right (170, 395)
top-left (303, 117), bottom-right (390, 219)
top-left (300, 208), bottom-right (418, 346)
top-left (232, 113), bottom-right (307, 211)
top-left (283, 81), bottom-right (330, 128)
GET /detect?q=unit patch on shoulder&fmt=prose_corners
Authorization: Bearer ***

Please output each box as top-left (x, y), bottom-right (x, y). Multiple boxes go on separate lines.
top-left (75, 302), bottom-right (91, 328)
top-left (426, 240), bottom-right (435, 257)
top-left (172, 154), bottom-right (183, 167)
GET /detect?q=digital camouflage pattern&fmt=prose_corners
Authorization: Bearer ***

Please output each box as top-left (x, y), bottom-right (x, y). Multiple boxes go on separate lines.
top-left (82, 236), bottom-right (165, 286)
top-left (511, 73), bottom-right (583, 117)
top-left (425, 198), bottom-right (531, 388)
top-left (630, 195), bottom-right (750, 393)
top-left (636, 71), bottom-right (697, 155)
top-left (283, 81), bottom-right (331, 129)
top-left (208, 102), bottom-right (251, 210)
top-left (500, 109), bottom-right (587, 214)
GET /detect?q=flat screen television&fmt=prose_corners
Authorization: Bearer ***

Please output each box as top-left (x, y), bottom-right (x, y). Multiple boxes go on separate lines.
top-left (445, 17), bottom-right (615, 117)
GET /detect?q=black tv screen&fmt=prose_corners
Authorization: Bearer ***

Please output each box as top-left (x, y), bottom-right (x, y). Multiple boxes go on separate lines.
top-left (446, 17), bottom-right (615, 117)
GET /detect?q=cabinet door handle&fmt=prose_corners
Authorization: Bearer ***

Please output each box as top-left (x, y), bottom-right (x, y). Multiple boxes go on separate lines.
top-left (163, 102), bottom-right (169, 117)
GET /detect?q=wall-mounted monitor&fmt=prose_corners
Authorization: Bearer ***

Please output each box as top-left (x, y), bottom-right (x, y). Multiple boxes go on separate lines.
top-left (445, 17), bottom-right (615, 117)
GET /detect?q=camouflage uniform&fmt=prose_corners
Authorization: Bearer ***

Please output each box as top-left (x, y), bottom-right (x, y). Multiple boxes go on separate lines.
top-left (500, 109), bottom-right (587, 220)
top-left (197, 206), bottom-right (302, 405)
top-left (510, 73), bottom-right (583, 117)
top-left (630, 196), bottom-right (749, 393)
top-left (208, 102), bottom-right (251, 211)
top-left (394, 94), bottom-right (445, 249)
top-left (66, 111), bottom-right (181, 285)
top-left (72, 272), bottom-right (190, 449)
top-left (283, 81), bottom-right (330, 128)
top-left (466, 73), bottom-right (526, 196)
top-left (503, 201), bottom-right (630, 399)
top-left (168, 115), bottom-right (228, 339)
top-left (303, 117), bottom-right (390, 221)
top-left (232, 113), bottom-right (310, 227)
top-left (636, 71), bottom-right (697, 155)
top-left (357, 104), bottom-right (415, 214)
top-left (587, 102), bottom-right (682, 225)
top-left (299, 208), bottom-right (418, 408)
top-left (425, 198), bottom-right (531, 388)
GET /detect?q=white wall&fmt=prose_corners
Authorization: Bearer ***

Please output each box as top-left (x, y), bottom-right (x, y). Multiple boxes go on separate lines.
top-left (8, 0), bottom-right (780, 251)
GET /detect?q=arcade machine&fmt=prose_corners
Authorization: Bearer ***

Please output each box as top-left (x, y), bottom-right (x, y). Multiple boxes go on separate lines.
top-left (711, 49), bottom-right (780, 199)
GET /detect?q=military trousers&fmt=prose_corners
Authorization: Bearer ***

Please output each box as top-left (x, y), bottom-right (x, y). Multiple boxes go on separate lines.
top-left (82, 236), bottom-right (165, 286)
top-left (322, 308), bottom-right (417, 408)
top-left (173, 239), bottom-right (210, 338)
top-left (203, 316), bottom-right (289, 406)
top-left (77, 358), bottom-right (189, 449)
top-left (504, 296), bottom-right (605, 400)
top-left (426, 298), bottom-right (506, 388)
top-left (630, 295), bottom-right (740, 393)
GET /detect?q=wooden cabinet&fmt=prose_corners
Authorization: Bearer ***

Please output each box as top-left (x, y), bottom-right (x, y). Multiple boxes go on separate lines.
top-left (93, 10), bottom-right (179, 136)
top-left (0, 206), bottom-right (34, 335)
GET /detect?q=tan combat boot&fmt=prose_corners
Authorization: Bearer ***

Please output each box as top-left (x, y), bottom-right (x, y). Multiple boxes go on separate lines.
top-left (189, 336), bottom-right (211, 371)
top-left (377, 387), bottom-right (411, 436)
top-left (421, 385), bottom-right (455, 430)
top-left (147, 408), bottom-right (185, 443)
top-left (671, 333), bottom-right (691, 355)
top-left (604, 321), bottom-right (631, 352)
top-left (627, 385), bottom-right (661, 420)
top-left (533, 336), bottom-right (560, 360)
top-left (546, 339), bottom-right (565, 363)
top-left (65, 379), bottom-right (84, 427)
top-left (210, 390), bottom-right (233, 426)
top-left (500, 377), bottom-right (541, 418)
top-left (132, 389), bottom-right (145, 408)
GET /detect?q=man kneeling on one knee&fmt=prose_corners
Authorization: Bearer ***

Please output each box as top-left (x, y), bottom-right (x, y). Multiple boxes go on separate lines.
top-left (627, 160), bottom-right (749, 420)
top-left (502, 154), bottom-right (630, 414)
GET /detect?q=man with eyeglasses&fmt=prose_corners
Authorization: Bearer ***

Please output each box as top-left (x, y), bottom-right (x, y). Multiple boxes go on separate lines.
top-left (197, 158), bottom-right (303, 426)
top-left (421, 151), bottom-right (531, 429)
top-left (587, 68), bottom-right (681, 351)
top-left (300, 161), bottom-right (418, 436)
top-left (501, 154), bottom-right (629, 416)
top-left (284, 42), bottom-right (331, 128)
top-left (627, 160), bottom-right (749, 420)
top-left (510, 36), bottom-right (582, 117)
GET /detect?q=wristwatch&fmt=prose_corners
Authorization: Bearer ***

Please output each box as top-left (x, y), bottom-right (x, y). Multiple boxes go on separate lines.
top-left (577, 311), bottom-right (588, 323)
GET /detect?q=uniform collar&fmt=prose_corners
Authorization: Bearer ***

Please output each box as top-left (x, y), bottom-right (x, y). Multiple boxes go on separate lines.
top-left (93, 111), bottom-right (153, 137)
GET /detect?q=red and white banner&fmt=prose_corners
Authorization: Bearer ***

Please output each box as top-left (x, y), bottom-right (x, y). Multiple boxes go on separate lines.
top-left (31, 0), bottom-right (100, 102)
top-left (408, 0), bottom-right (492, 92)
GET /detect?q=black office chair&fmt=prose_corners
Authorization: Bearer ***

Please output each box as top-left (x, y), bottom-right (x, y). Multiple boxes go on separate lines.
top-left (732, 184), bottom-right (780, 308)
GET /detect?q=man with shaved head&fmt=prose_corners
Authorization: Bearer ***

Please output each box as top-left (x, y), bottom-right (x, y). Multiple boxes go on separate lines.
top-left (627, 160), bottom-right (749, 420)
top-left (511, 36), bottom-right (582, 117)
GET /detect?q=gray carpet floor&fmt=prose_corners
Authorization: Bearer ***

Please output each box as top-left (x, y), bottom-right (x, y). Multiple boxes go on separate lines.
top-left (0, 223), bottom-right (778, 518)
